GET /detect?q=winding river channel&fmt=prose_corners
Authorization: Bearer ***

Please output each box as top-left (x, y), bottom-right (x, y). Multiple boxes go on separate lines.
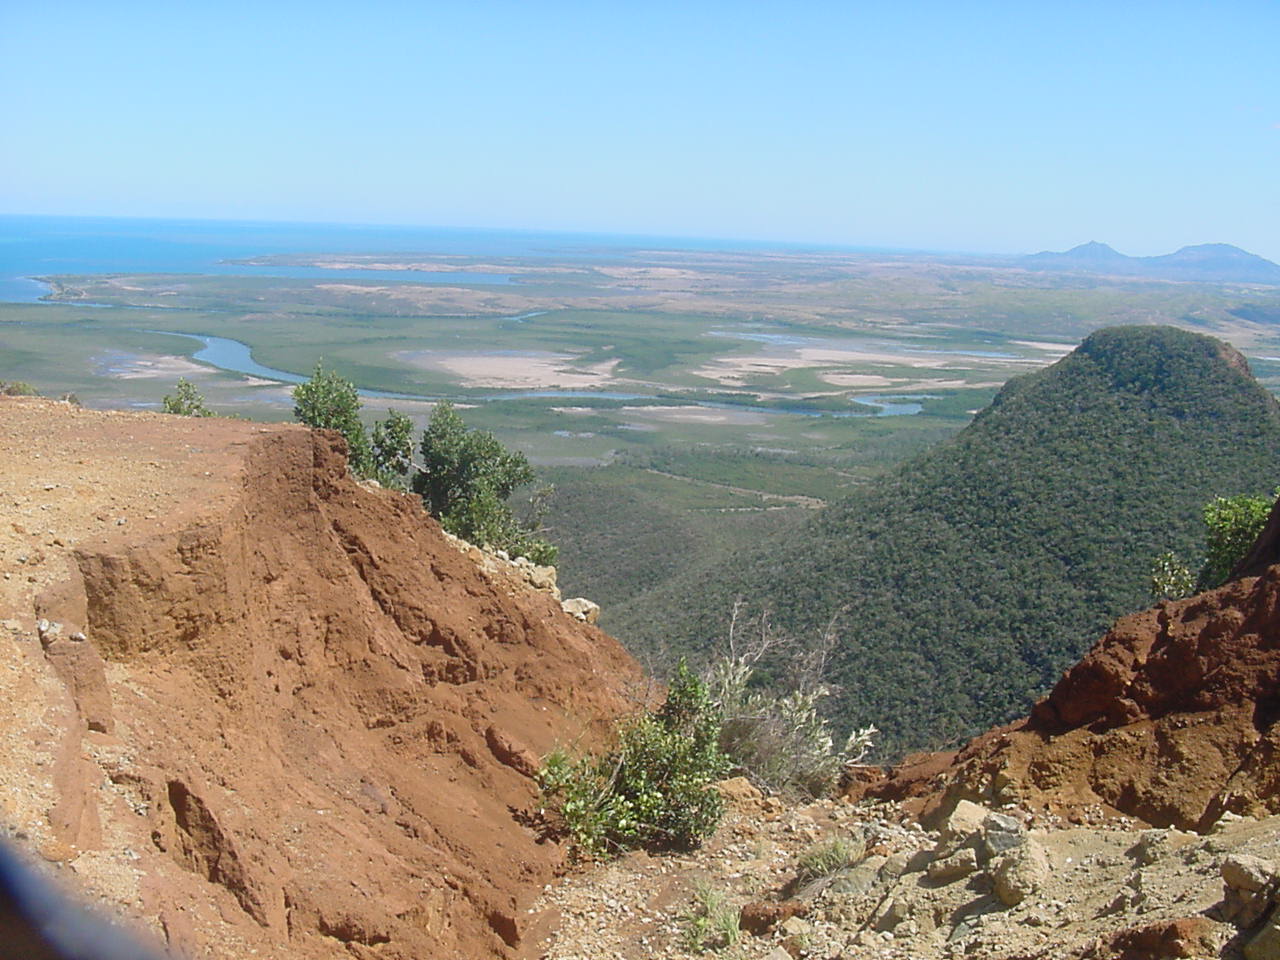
top-left (158, 331), bottom-right (932, 417)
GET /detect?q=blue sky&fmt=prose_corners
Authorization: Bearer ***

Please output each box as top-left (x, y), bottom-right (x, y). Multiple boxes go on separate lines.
top-left (4, 1), bottom-right (1278, 259)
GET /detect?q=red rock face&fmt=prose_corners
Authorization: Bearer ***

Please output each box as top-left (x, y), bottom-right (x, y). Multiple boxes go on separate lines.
top-left (4, 402), bottom-right (639, 960)
top-left (926, 564), bottom-right (1280, 831)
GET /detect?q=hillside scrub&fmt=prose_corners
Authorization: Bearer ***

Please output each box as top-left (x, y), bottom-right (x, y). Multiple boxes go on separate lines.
top-left (609, 326), bottom-right (1280, 757)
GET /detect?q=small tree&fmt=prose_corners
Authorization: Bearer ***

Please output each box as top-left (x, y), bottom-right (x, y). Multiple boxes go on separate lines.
top-left (371, 409), bottom-right (415, 490)
top-left (162, 378), bottom-right (213, 417)
top-left (292, 363), bottom-right (373, 477)
top-left (414, 400), bottom-right (556, 563)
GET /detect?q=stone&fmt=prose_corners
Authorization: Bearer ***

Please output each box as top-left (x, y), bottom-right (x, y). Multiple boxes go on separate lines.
top-left (829, 856), bottom-right (886, 895)
top-left (1223, 854), bottom-right (1275, 893)
top-left (939, 800), bottom-right (989, 849)
top-left (1131, 829), bottom-right (1171, 866)
top-left (560, 597), bottom-right (600, 624)
top-left (779, 915), bottom-right (812, 937)
top-left (525, 564), bottom-right (557, 591)
top-left (1211, 810), bottom-right (1248, 834)
top-left (763, 949), bottom-right (793, 960)
top-left (871, 897), bottom-right (910, 932)
top-left (739, 900), bottom-right (806, 936)
top-left (992, 841), bottom-right (1049, 907)
top-left (980, 812), bottom-right (1026, 860)
top-left (927, 846), bottom-right (978, 884)
top-left (879, 853), bottom-right (910, 880)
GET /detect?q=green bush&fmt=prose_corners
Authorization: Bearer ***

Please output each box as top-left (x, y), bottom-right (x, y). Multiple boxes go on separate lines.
top-left (0, 381), bottom-right (39, 397)
top-left (161, 378), bottom-right (213, 417)
top-left (1149, 489), bottom-right (1278, 599)
top-left (1198, 491), bottom-right (1276, 589)
top-left (537, 660), bottom-right (727, 858)
top-left (415, 400), bottom-right (557, 563)
top-left (370, 409), bottom-right (415, 490)
top-left (292, 362), bottom-right (373, 476)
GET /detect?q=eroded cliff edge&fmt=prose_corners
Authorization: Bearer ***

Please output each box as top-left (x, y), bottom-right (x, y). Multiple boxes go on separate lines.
top-left (0, 398), bottom-right (640, 959)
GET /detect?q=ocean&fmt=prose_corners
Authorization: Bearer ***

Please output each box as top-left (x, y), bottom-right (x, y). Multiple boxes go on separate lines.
top-left (0, 214), bottom-right (808, 304)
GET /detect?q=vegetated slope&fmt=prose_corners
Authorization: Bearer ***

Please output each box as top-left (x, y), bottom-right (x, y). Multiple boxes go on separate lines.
top-left (0, 399), bottom-right (639, 960)
top-left (611, 326), bottom-right (1280, 757)
top-left (886, 497), bottom-right (1280, 833)
top-left (540, 464), bottom-right (808, 634)
top-left (1024, 241), bottom-right (1280, 285)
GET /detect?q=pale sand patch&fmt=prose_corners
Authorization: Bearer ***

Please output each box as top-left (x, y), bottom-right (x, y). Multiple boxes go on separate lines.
top-left (398, 350), bottom-right (620, 390)
top-left (104, 354), bottom-right (214, 380)
top-left (618, 405), bottom-right (770, 426)
top-left (691, 345), bottom-right (956, 386)
top-left (817, 373), bottom-right (897, 387)
top-left (1012, 340), bottom-right (1076, 355)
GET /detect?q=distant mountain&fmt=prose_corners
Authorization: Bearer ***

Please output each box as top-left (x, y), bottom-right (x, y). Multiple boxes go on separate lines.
top-left (1024, 242), bottom-right (1280, 285)
top-left (609, 326), bottom-right (1280, 757)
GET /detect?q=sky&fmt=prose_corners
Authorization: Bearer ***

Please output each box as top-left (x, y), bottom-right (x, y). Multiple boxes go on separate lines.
top-left (4, 1), bottom-right (1278, 260)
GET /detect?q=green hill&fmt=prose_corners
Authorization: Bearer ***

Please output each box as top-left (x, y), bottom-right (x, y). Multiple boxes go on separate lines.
top-left (607, 326), bottom-right (1280, 757)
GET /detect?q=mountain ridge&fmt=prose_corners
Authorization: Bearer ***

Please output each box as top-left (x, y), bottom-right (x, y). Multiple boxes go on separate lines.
top-left (1023, 241), bottom-right (1280, 284)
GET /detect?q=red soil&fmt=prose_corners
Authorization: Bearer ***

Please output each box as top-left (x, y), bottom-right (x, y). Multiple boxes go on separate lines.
top-left (0, 399), bottom-right (640, 959)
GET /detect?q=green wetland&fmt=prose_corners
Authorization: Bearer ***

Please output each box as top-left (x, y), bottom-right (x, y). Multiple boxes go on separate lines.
top-left (4, 222), bottom-right (1280, 673)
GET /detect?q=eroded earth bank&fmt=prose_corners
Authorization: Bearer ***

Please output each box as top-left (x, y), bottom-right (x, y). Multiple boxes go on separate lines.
top-left (6, 395), bottom-right (1280, 960)
top-left (0, 397), bottom-right (638, 959)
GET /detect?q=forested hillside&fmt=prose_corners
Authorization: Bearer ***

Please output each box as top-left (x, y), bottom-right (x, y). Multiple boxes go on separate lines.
top-left (608, 326), bottom-right (1280, 757)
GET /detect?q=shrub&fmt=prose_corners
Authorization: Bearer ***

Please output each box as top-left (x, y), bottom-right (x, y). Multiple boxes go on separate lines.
top-left (0, 381), bottom-right (38, 397)
top-left (1150, 488), bottom-right (1278, 598)
top-left (292, 362), bottom-right (373, 476)
top-left (706, 605), bottom-right (877, 797)
top-left (1149, 550), bottom-right (1194, 601)
top-left (161, 378), bottom-right (213, 417)
top-left (537, 660), bottom-right (727, 858)
top-left (1198, 491), bottom-right (1276, 589)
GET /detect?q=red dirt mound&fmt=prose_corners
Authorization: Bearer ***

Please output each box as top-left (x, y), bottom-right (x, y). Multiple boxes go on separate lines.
top-left (0, 399), bottom-right (640, 959)
top-left (871, 523), bottom-right (1280, 832)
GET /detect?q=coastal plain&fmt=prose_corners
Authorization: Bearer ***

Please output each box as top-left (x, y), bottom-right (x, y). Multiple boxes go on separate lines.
top-left (4, 244), bottom-right (1280, 621)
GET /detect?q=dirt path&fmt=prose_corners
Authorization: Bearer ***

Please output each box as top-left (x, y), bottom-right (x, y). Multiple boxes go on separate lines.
top-left (642, 469), bottom-right (826, 508)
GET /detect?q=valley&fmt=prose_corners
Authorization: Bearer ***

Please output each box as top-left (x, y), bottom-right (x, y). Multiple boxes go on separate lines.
top-left (4, 221), bottom-right (1280, 757)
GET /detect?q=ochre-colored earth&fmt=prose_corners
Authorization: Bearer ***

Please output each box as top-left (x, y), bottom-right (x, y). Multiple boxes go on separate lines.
top-left (0, 397), bottom-right (640, 959)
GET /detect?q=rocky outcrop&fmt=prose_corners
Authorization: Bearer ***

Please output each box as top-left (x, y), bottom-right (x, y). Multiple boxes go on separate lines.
top-left (0, 401), bottom-right (640, 960)
top-left (887, 558), bottom-right (1280, 832)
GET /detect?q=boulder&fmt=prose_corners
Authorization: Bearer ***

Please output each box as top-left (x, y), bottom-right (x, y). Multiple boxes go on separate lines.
top-left (561, 597), bottom-right (601, 624)
top-left (928, 847), bottom-right (978, 884)
top-left (992, 841), bottom-right (1050, 907)
top-left (980, 812), bottom-right (1026, 860)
